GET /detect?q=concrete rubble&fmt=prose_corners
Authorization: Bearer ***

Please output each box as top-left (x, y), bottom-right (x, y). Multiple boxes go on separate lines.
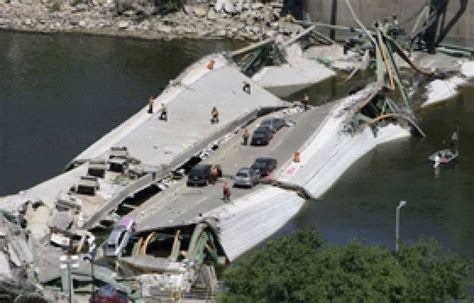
top-left (0, 0), bottom-right (303, 41)
top-left (422, 60), bottom-right (474, 107)
top-left (0, 212), bottom-right (49, 302)
top-left (252, 43), bottom-right (336, 97)
top-left (305, 44), bottom-right (371, 71)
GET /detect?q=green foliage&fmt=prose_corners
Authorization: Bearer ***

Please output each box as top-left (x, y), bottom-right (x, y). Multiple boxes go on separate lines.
top-left (71, 0), bottom-right (83, 6)
top-left (50, 0), bottom-right (62, 12)
top-left (220, 230), bottom-right (471, 303)
top-left (396, 240), bottom-right (471, 301)
top-left (161, 0), bottom-right (181, 12)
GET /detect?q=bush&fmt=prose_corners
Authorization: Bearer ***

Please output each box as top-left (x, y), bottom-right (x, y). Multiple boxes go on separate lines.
top-left (221, 230), bottom-right (471, 303)
top-left (161, 0), bottom-right (181, 13)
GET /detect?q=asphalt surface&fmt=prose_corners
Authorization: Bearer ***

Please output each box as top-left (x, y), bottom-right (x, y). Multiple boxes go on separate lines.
top-left (134, 102), bottom-right (334, 230)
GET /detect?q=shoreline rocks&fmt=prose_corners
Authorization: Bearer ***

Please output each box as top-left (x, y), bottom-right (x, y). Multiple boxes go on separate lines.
top-left (0, 0), bottom-right (304, 42)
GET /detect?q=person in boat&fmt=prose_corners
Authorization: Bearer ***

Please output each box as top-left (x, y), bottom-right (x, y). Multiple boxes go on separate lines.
top-left (451, 131), bottom-right (458, 153)
top-left (433, 152), bottom-right (442, 168)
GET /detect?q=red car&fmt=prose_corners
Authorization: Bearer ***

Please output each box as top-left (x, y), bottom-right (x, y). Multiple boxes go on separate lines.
top-left (90, 284), bottom-right (130, 303)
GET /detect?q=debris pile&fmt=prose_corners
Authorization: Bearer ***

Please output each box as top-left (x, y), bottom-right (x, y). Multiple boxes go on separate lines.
top-left (0, 0), bottom-right (304, 41)
top-left (0, 213), bottom-right (47, 302)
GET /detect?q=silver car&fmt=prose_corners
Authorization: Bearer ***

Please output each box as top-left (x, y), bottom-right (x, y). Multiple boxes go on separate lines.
top-left (104, 216), bottom-right (136, 258)
top-left (259, 117), bottom-right (285, 133)
top-left (233, 168), bottom-right (261, 188)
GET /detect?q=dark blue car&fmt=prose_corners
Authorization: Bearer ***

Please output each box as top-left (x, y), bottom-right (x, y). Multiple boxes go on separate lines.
top-left (251, 127), bottom-right (273, 146)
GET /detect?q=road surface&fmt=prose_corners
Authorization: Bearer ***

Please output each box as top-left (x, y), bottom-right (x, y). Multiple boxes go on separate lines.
top-left (134, 102), bottom-right (334, 230)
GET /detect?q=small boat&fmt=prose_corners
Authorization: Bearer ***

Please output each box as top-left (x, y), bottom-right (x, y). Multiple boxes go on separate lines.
top-left (428, 149), bottom-right (458, 164)
top-left (428, 128), bottom-right (459, 166)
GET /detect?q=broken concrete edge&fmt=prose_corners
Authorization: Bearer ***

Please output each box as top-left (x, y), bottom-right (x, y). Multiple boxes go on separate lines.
top-left (0, 213), bottom-right (45, 299)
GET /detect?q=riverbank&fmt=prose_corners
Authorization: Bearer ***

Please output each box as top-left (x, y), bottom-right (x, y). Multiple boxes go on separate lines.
top-left (0, 0), bottom-right (303, 41)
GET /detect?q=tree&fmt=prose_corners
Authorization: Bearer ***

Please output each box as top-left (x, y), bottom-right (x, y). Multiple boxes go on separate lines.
top-left (220, 229), bottom-right (471, 303)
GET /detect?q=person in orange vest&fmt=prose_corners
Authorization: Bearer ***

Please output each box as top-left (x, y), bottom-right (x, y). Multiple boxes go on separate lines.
top-left (210, 164), bottom-right (219, 185)
top-left (207, 59), bottom-right (215, 70)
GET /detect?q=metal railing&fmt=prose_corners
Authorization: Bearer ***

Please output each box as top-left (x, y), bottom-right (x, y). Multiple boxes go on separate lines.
top-left (146, 287), bottom-right (218, 303)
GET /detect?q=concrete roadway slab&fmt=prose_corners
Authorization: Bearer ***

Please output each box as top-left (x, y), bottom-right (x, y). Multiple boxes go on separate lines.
top-left (75, 54), bottom-right (283, 168)
top-left (253, 44), bottom-right (336, 98)
top-left (135, 102), bottom-right (334, 230)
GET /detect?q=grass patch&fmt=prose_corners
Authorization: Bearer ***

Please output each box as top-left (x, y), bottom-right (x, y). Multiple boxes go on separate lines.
top-left (50, 1), bottom-right (62, 13)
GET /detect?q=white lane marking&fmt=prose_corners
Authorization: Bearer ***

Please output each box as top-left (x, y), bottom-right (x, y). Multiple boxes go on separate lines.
top-left (194, 197), bottom-right (208, 205)
top-left (271, 140), bottom-right (284, 151)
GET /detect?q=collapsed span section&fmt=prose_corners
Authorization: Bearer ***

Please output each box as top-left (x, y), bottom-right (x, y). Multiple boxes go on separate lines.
top-left (204, 186), bottom-right (305, 261)
top-left (276, 84), bottom-right (414, 199)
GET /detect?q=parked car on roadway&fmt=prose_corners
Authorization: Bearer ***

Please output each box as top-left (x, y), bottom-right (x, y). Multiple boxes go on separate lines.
top-left (259, 117), bottom-right (285, 133)
top-left (250, 157), bottom-right (278, 176)
top-left (104, 216), bottom-right (136, 258)
top-left (186, 164), bottom-right (222, 187)
top-left (233, 168), bottom-right (261, 188)
top-left (90, 284), bottom-right (130, 303)
top-left (251, 127), bottom-right (273, 146)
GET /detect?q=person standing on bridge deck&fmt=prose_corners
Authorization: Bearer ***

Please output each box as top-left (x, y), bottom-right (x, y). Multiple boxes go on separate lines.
top-left (242, 81), bottom-right (251, 95)
top-left (302, 94), bottom-right (309, 111)
top-left (211, 106), bottom-right (219, 124)
top-left (159, 103), bottom-right (168, 121)
top-left (223, 182), bottom-right (231, 202)
top-left (210, 164), bottom-right (219, 185)
top-left (242, 128), bottom-right (250, 145)
top-left (148, 96), bottom-right (154, 114)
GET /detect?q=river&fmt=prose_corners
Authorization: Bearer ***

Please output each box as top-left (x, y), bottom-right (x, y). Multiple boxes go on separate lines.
top-left (0, 32), bottom-right (473, 265)
top-left (290, 82), bottom-right (474, 259)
